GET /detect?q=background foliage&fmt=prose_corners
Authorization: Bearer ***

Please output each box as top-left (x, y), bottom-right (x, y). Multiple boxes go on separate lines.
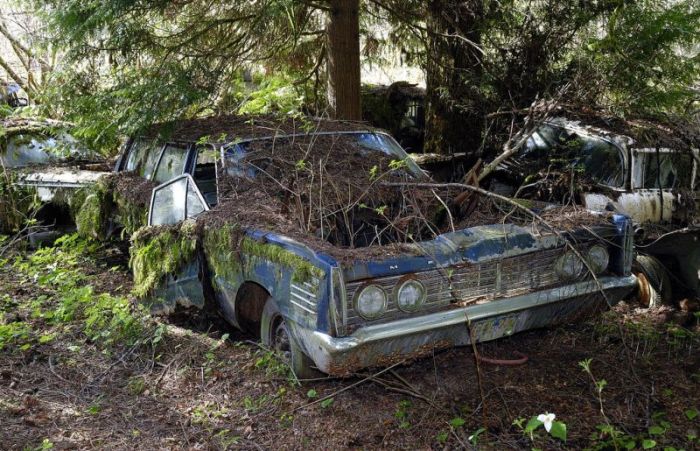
top-left (11, 0), bottom-right (700, 155)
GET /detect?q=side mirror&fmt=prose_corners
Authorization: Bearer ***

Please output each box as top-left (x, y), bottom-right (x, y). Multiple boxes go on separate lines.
top-left (149, 174), bottom-right (209, 226)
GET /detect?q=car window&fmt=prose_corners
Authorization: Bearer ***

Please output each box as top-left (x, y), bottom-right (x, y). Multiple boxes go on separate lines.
top-left (1, 132), bottom-right (95, 168)
top-left (636, 151), bottom-right (693, 189)
top-left (125, 138), bottom-right (161, 178)
top-left (193, 145), bottom-right (218, 207)
top-left (1, 135), bottom-right (52, 167)
top-left (153, 143), bottom-right (188, 184)
top-left (522, 124), bottom-right (625, 187)
top-left (150, 175), bottom-right (208, 226)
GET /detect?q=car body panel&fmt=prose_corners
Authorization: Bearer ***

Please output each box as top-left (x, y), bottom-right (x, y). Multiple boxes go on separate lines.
top-left (498, 118), bottom-right (700, 298)
top-left (140, 125), bottom-right (638, 375)
top-left (16, 168), bottom-right (109, 201)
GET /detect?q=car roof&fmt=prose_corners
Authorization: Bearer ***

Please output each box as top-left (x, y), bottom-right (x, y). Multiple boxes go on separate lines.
top-left (140, 114), bottom-right (380, 146)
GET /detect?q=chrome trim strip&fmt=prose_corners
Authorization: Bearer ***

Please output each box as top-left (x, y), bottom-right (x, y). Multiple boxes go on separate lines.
top-left (290, 291), bottom-right (316, 308)
top-left (290, 299), bottom-right (316, 315)
top-left (291, 284), bottom-right (316, 298)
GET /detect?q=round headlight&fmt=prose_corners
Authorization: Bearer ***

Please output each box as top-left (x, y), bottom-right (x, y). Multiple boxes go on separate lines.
top-left (395, 278), bottom-right (426, 312)
top-left (354, 284), bottom-right (387, 320)
top-left (555, 251), bottom-right (585, 280)
top-left (587, 245), bottom-right (609, 274)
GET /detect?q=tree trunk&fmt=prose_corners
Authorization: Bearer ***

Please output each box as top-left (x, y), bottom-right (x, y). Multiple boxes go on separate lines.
top-left (327, 0), bottom-right (361, 120)
top-left (424, 0), bottom-right (484, 156)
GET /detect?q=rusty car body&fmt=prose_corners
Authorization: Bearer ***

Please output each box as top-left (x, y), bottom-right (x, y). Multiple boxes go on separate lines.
top-left (0, 119), bottom-right (109, 234)
top-left (127, 117), bottom-right (638, 377)
top-left (489, 117), bottom-right (700, 305)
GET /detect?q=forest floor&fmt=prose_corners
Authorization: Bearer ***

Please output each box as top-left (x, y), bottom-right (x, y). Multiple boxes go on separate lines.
top-left (0, 235), bottom-right (699, 450)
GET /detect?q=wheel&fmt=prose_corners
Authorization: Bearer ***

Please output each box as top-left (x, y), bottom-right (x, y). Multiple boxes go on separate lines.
top-left (260, 297), bottom-right (322, 380)
top-left (633, 255), bottom-right (673, 308)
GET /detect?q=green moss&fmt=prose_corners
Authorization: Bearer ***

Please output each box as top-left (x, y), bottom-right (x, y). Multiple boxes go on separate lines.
top-left (0, 171), bottom-right (39, 233)
top-left (49, 186), bottom-right (90, 222)
top-left (130, 219), bottom-right (323, 300)
top-left (240, 237), bottom-right (324, 283)
top-left (113, 191), bottom-right (148, 237)
top-left (74, 178), bottom-right (148, 240)
top-left (129, 221), bottom-right (198, 298)
top-left (202, 223), bottom-right (242, 283)
top-left (75, 179), bottom-right (112, 240)
top-left (202, 224), bottom-right (323, 284)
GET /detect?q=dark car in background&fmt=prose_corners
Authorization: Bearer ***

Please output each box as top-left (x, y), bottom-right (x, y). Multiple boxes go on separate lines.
top-left (489, 117), bottom-right (700, 307)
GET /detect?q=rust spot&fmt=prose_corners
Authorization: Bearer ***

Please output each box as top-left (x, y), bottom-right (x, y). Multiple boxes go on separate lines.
top-left (325, 340), bottom-right (454, 376)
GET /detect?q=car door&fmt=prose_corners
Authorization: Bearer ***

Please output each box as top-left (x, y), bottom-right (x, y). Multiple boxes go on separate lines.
top-left (148, 174), bottom-right (210, 308)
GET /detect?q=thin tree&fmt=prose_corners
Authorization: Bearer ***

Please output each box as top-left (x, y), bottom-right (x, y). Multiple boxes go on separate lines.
top-left (326, 0), bottom-right (362, 120)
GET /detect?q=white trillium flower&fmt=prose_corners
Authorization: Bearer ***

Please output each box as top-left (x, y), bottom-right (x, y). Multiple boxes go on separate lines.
top-left (537, 413), bottom-right (556, 432)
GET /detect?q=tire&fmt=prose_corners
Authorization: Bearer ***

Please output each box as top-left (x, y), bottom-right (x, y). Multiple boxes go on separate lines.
top-left (260, 297), bottom-right (322, 380)
top-left (633, 255), bottom-right (673, 308)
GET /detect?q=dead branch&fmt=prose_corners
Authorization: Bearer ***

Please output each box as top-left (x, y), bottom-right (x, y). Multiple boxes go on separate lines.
top-left (477, 98), bottom-right (560, 183)
top-left (382, 180), bottom-right (613, 308)
top-left (0, 20), bottom-right (51, 70)
top-left (0, 53), bottom-right (30, 94)
top-left (292, 360), bottom-right (406, 412)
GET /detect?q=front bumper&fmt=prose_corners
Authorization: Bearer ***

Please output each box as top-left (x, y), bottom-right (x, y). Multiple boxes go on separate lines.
top-left (293, 275), bottom-right (637, 375)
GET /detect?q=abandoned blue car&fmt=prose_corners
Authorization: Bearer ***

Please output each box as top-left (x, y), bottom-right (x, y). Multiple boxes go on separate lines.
top-left (128, 116), bottom-right (638, 377)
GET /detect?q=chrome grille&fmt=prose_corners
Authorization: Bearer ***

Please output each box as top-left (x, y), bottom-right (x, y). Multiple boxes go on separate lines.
top-left (345, 247), bottom-right (573, 326)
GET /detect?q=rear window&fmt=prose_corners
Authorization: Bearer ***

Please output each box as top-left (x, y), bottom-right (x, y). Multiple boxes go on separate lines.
top-left (522, 124), bottom-right (625, 187)
top-left (1, 132), bottom-right (96, 168)
top-left (153, 143), bottom-right (189, 184)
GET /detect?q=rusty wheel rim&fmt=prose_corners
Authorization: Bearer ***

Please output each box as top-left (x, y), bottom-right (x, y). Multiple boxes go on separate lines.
top-left (636, 272), bottom-right (651, 308)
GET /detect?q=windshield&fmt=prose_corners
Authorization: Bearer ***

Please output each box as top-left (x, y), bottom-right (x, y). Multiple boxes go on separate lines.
top-left (520, 124), bottom-right (625, 187)
top-left (1, 132), bottom-right (98, 168)
top-left (224, 132), bottom-right (423, 178)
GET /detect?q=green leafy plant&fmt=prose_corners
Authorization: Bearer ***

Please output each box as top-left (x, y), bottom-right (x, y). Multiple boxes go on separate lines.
top-left (11, 233), bottom-right (152, 348)
top-left (394, 400), bottom-right (412, 429)
top-left (0, 321), bottom-right (32, 351)
top-left (468, 426), bottom-right (486, 446)
top-left (517, 413), bottom-right (567, 442)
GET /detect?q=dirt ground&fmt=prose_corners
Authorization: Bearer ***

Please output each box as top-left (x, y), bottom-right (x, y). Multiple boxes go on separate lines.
top-left (1, 241), bottom-right (699, 450)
